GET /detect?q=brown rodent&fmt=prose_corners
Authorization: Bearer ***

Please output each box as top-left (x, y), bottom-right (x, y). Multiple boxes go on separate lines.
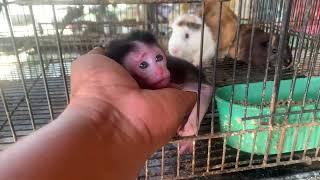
top-left (228, 24), bottom-right (293, 68)
top-left (200, 0), bottom-right (238, 58)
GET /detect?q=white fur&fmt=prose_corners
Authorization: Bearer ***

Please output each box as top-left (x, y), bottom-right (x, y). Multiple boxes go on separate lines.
top-left (168, 14), bottom-right (216, 66)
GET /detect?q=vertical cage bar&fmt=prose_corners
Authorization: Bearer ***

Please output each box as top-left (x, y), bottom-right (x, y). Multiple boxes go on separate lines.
top-left (228, 0), bottom-right (243, 134)
top-left (241, 0), bottom-right (259, 167)
top-left (264, 0), bottom-right (293, 164)
top-left (243, 0), bottom-right (258, 128)
top-left (197, 0), bottom-right (205, 135)
top-left (52, 5), bottom-right (70, 104)
top-left (192, 140), bottom-right (196, 175)
top-left (0, 88), bottom-right (17, 141)
top-left (176, 142), bottom-right (180, 178)
top-left (161, 146), bottom-right (165, 179)
top-left (255, 0), bottom-right (278, 164)
top-left (315, 132), bottom-right (320, 158)
top-left (302, 37), bottom-right (320, 159)
top-left (220, 136), bottom-right (227, 170)
top-left (249, 131), bottom-right (258, 166)
top-left (300, 38), bottom-right (311, 73)
top-left (144, 160), bottom-right (148, 179)
top-left (3, 0), bottom-right (35, 130)
top-left (283, 0), bottom-right (313, 161)
top-left (210, 0), bottom-right (222, 135)
top-left (303, 128), bottom-right (313, 159)
top-left (29, 5), bottom-right (54, 120)
top-left (206, 138), bottom-right (211, 172)
top-left (235, 136), bottom-right (241, 169)
top-left (290, 127), bottom-right (299, 160)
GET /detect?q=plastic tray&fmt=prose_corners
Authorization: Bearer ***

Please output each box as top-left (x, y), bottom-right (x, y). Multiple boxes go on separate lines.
top-left (215, 77), bottom-right (320, 155)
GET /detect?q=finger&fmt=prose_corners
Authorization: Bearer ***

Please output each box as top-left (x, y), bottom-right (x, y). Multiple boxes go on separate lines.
top-left (71, 54), bottom-right (139, 98)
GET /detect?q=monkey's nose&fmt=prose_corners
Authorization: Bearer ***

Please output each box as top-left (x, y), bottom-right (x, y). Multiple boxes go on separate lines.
top-left (156, 69), bottom-right (164, 76)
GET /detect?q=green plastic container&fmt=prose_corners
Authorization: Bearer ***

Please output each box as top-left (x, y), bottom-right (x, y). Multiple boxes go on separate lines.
top-left (215, 77), bottom-right (320, 155)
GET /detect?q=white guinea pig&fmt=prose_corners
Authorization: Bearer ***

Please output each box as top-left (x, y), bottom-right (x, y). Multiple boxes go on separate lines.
top-left (168, 14), bottom-right (216, 67)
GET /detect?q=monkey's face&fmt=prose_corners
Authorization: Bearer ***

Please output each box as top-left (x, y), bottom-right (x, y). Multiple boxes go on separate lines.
top-left (123, 43), bottom-right (171, 89)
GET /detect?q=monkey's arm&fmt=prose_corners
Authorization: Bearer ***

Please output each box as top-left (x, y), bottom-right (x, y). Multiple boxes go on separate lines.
top-left (176, 83), bottom-right (213, 154)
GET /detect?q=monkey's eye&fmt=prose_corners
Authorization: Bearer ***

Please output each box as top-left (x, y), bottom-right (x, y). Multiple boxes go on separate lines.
top-left (272, 48), bottom-right (277, 54)
top-left (185, 33), bottom-right (189, 39)
top-left (139, 61), bottom-right (149, 69)
top-left (156, 54), bottom-right (164, 62)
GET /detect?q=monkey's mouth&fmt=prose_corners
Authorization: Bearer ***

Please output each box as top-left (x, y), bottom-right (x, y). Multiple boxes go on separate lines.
top-left (153, 77), bottom-right (170, 88)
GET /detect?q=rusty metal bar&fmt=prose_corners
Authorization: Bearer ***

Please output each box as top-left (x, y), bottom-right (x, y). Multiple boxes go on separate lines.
top-left (0, 88), bottom-right (17, 142)
top-left (170, 120), bottom-right (320, 143)
top-left (3, 0), bottom-right (35, 131)
top-left (197, 0), bottom-right (205, 134)
top-left (29, 5), bottom-right (54, 120)
top-left (269, 0), bottom-right (293, 127)
top-left (161, 146), bottom-right (165, 179)
top-left (227, 0), bottom-right (243, 133)
top-left (192, 140), bottom-right (196, 175)
top-left (145, 160), bottom-right (148, 179)
top-left (243, 108), bottom-right (320, 121)
top-left (277, 28), bottom-right (315, 162)
top-left (264, 0), bottom-right (293, 164)
top-left (287, 0), bottom-right (313, 162)
top-left (284, 0), bottom-right (313, 118)
top-left (290, 128), bottom-right (300, 160)
top-left (175, 158), bottom-right (316, 179)
top-left (209, 0), bottom-right (221, 134)
top-left (235, 136), bottom-right (242, 169)
top-left (239, 0), bottom-right (258, 167)
top-left (206, 138), bottom-right (211, 173)
top-left (249, 132), bottom-right (258, 166)
top-left (220, 136), bottom-right (227, 171)
top-left (52, 5), bottom-right (70, 104)
top-left (302, 127), bottom-right (313, 159)
top-left (302, 36), bottom-right (320, 160)
top-left (315, 135), bottom-right (320, 158)
top-left (176, 142), bottom-right (180, 178)
top-left (299, 2), bottom-right (319, 72)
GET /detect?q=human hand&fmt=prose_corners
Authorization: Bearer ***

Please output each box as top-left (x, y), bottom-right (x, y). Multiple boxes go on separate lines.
top-left (70, 47), bottom-right (197, 177)
top-left (0, 47), bottom-right (196, 180)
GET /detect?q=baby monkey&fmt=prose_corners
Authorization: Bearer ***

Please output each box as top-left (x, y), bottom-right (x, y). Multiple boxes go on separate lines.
top-left (105, 30), bottom-right (213, 154)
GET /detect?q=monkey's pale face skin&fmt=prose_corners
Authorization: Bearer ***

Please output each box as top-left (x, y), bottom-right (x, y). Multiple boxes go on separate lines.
top-left (123, 42), bottom-right (171, 89)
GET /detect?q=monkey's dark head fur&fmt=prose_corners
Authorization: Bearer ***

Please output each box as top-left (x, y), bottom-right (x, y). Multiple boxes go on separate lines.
top-left (105, 30), bottom-right (160, 64)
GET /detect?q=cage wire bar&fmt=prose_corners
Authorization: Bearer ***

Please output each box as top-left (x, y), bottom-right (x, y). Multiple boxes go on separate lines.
top-left (0, 0), bottom-right (320, 179)
top-left (2, 0), bottom-right (36, 131)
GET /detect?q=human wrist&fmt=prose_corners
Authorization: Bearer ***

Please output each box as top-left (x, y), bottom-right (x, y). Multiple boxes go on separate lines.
top-left (64, 96), bottom-right (153, 178)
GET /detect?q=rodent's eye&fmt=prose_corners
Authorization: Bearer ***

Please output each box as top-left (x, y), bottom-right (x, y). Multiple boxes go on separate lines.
top-left (272, 48), bottom-right (277, 54)
top-left (156, 54), bottom-right (164, 62)
top-left (185, 33), bottom-right (189, 39)
top-left (139, 61), bottom-right (149, 69)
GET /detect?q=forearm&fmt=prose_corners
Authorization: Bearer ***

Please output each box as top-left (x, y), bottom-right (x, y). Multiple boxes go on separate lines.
top-left (0, 98), bottom-right (148, 180)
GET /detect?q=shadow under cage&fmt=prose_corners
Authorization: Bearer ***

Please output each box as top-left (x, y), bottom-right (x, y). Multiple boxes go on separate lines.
top-left (0, 0), bottom-right (319, 179)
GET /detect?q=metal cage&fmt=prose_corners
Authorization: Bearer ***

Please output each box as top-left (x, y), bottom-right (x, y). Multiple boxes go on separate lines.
top-left (0, 0), bottom-right (319, 179)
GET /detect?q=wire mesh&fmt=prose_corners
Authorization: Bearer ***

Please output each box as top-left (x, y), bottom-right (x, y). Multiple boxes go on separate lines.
top-left (0, 0), bottom-right (320, 179)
